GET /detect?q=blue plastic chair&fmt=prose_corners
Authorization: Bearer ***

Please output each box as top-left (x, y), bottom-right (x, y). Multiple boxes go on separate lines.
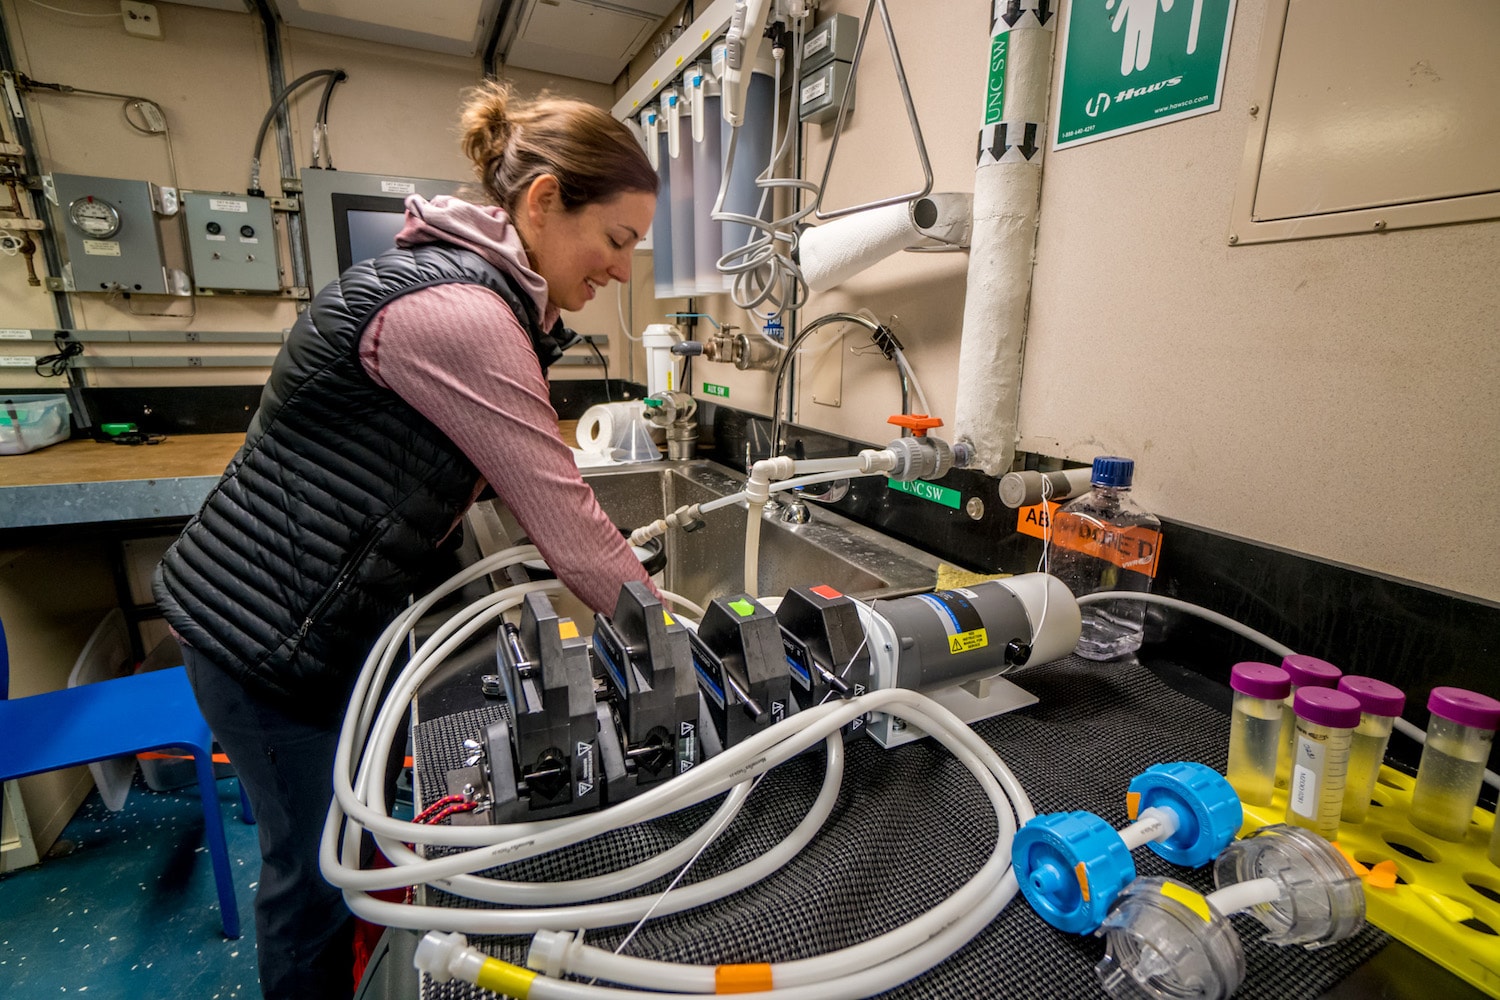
top-left (0, 618), bottom-right (244, 938)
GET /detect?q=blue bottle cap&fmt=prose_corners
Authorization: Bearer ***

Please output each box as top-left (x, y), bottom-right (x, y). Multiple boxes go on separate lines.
top-left (1092, 456), bottom-right (1135, 488)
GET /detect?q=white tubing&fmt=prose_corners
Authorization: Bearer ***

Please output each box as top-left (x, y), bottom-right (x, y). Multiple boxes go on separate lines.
top-left (744, 495), bottom-right (764, 596)
top-left (658, 589), bottom-right (706, 621)
top-left (1117, 807), bottom-right (1178, 852)
top-left (1077, 591), bottom-right (1296, 659)
top-left (1206, 876), bottom-right (1281, 916)
top-left (953, 10), bottom-right (1058, 476)
top-left (891, 345), bottom-right (931, 417)
top-left (319, 514), bottom-right (1043, 996)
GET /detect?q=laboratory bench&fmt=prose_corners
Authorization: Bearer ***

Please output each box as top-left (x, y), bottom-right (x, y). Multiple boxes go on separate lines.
top-left (0, 420), bottom-right (583, 531)
top-left (378, 646), bottom-right (1491, 1000)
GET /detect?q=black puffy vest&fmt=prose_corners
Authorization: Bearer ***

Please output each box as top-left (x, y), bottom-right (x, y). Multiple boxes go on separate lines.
top-left (154, 243), bottom-right (573, 722)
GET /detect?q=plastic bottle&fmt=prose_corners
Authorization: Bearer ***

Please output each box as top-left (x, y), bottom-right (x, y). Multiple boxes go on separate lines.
top-left (1335, 676), bottom-right (1405, 826)
top-left (1409, 687), bottom-right (1500, 842)
top-left (1226, 662), bottom-right (1291, 807)
top-left (1273, 655), bottom-right (1342, 791)
top-left (1284, 688), bottom-right (1361, 840)
top-left (1047, 456), bottom-right (1161, 661)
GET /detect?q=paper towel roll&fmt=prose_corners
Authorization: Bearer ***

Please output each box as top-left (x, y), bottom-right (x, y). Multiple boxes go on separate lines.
top-left (577, 401), bottom-right (644, 454)
top-left (798, 202), bottom-right (923, 292)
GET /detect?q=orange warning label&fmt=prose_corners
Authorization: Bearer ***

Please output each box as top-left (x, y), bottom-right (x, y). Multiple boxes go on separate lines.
top-left (1017, 502), bottom-right (1162, 579)
top-left (1015, 501), bottom-right (1061, 541)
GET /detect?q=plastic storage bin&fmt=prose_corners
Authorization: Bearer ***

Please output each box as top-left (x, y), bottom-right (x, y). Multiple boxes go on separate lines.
top-left (0, 394), bottom-right (71, 455)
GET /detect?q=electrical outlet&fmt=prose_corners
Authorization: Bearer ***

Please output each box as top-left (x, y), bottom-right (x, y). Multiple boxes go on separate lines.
top-left (120, 1), bottom-right (162, 39)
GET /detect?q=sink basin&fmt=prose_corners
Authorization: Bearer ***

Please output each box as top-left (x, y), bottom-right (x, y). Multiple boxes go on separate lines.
top-left (582, 461), bottom-right (941, 605)
top-left (468, 460), bottom-right (941, 609)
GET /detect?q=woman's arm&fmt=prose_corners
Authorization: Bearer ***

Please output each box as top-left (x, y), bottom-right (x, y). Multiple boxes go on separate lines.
top-left (361, 283), bottom-right (654, 614)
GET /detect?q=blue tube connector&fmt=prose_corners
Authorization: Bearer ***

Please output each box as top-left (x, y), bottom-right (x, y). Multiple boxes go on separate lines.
top-left (1127, 762), bottom-right (1243, 869)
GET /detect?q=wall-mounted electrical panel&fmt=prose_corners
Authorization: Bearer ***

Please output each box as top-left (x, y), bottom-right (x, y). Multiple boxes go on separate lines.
top-left (180, 192), bottom-right (281, 293)
top-left (800, 61), bottom-right (853, 125)
top-left (47, 172), bottom-right (187, 295)
top-left (799, 12), bottom-right (858, 124)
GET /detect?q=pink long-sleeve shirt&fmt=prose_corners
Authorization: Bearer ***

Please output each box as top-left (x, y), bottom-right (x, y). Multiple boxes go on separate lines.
top-left (357, 196), bottom-right (652, 615)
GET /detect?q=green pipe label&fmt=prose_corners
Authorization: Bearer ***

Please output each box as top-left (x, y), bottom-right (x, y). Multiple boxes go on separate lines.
top-left (887, 478), bottom-right (961, 510)
top-left (702, 382), bottom-right (730, 399)
top-left (985, 34), bottom-right (1008, 125)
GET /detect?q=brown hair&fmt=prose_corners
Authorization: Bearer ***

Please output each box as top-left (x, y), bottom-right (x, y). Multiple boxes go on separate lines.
top-left (460, 81), bottom-right (658, 215)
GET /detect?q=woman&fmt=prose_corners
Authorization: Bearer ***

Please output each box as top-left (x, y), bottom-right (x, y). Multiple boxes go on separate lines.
top-left (153, 82), bottom-right (659, 999)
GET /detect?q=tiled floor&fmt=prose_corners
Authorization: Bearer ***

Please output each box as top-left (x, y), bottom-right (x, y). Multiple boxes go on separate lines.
top-left (0, 773), bottom-right (262, 999)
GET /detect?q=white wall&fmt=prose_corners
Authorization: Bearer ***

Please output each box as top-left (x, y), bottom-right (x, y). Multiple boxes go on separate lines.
top-left (1019, 0), bottom-right (1500, 603)
top-left (622, 0), bottom-right (1498, 604)
top-left (0, 0), bottom-right (624, 390)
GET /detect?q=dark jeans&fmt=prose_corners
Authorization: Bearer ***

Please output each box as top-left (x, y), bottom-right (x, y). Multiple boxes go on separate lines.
top-left (182, 643), bottom-right (354, 1000)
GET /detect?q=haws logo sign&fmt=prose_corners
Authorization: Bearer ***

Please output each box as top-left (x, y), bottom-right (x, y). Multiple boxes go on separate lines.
top-left (1016, 500), bottom-right (1163, 578)
top-left (1055, 0), bottom-right (1236, 150)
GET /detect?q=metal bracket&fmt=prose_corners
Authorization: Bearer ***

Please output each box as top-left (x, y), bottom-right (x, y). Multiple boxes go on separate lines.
top-left (44, 275), bottom-right (70, 292)
top-left (0, 217), bottom-right (43, 231)
top-left (270, 195), bottom-right (299, 212)
top-left (813, 0), bottom-right (933, 221)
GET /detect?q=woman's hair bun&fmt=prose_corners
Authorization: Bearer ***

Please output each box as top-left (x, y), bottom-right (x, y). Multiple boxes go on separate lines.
top-left (460, 81), bottom-right (516, 172)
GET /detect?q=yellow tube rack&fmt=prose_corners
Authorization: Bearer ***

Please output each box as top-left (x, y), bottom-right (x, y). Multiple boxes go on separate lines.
top-left (1238, 766), bottom-right (1500, 997)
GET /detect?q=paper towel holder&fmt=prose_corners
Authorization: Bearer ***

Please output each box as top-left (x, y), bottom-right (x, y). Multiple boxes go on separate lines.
top-left (908, 193), bottom-right (972, 250)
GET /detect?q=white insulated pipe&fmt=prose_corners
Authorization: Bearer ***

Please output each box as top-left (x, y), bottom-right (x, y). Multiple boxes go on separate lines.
top-left (953, 3), bottom-right (1059, 476)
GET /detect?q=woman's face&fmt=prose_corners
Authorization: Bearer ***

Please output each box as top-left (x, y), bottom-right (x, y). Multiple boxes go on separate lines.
top-left (522, 180), bottom-right (656, 313)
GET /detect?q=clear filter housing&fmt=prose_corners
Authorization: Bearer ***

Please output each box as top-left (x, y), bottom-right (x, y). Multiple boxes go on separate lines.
top-left (1212, 823), bottom-right (1365, 949)
top-left (1094, 878), bottom-right (1244, 1000)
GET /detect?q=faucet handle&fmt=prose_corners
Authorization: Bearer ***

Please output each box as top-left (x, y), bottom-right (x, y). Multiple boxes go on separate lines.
top-left (887, 413), bottom-right (943, 437)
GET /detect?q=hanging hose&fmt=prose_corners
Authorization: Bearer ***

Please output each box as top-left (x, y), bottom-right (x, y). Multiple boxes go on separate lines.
top-left (248, 67), bottom-right (345, 194)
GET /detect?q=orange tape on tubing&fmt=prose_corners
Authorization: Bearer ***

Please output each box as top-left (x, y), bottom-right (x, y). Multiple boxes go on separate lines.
top-left (716, 963), bottom-right (774, 993)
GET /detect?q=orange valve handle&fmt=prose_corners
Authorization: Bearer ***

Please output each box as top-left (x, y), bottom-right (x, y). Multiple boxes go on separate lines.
top-left (887, 413), bottom-right (943, 437)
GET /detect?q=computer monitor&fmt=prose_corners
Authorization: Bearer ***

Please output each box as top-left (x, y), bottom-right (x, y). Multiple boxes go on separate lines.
top-left (331, 193), bottom-right (412, 273)
top-left (301, 168), bottom-right (465, 292)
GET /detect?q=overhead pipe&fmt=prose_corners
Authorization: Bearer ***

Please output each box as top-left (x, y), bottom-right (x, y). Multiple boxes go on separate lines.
top-left (952, 0), bottom-right (1059, 476)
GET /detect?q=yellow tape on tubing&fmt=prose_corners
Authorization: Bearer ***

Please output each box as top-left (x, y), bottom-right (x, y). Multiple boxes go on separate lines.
top-left (474, 958), bottom-right (537, 998)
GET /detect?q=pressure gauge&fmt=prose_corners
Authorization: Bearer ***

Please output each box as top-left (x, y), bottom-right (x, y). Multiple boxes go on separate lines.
top-left (67, 196), bottom-right (121, 239)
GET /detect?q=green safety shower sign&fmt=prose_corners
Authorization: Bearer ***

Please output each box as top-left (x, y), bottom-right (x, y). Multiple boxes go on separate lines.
top-left (1054, 0), bottom-right (1236, 150)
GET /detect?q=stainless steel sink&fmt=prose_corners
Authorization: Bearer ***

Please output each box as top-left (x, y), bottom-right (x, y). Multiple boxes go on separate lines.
top-left (582, 460), bottom-right (941, 605)
top-left (468, 460), bottom-right (941, 608)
